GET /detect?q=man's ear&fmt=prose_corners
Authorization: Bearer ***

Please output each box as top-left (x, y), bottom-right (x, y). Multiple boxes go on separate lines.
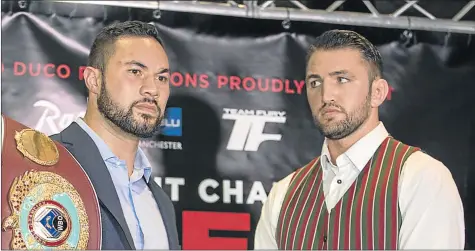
top-left (370, 78), bottom-right (389, 108)
top-left (83, 67), bottom-right (101, 96)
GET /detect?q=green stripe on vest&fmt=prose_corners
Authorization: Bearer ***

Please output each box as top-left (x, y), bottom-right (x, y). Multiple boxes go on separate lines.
top-left (276, 137), bottom-right (420, 250)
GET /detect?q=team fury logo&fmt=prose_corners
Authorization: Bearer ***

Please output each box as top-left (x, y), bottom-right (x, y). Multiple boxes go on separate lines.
top-left (222, 108), bottom-right (286, 151)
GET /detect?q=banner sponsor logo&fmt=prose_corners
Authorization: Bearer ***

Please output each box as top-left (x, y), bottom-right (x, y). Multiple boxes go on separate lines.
top-left (154, 177), bottom-right (275, 204)
top-left (3, 61), bottom-right (395, 99)
top-left (3, 61), bottom-right (309, 95)
top-left (34, 100), bottom-right (85, 135)
top-left (155, 177), bottom-right (276, 249)
top-left (168, 72), bottom-right (306, 94)
top-left (160, 107), bottom-right (182, 137)
top-left (10, 62), bottom-right (73, 79)
top-left (222, 108), bottom-right (286, 151)
top-left (138, 140), bottom-right (183, 150)
top-left (139, 107), bottom-right (184, 151)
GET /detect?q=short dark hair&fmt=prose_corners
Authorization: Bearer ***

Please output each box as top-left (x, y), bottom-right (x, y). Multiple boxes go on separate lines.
top-left (307, 30), bottom-right (382, 81)
top-left (88, 21), bottom-right (164, 72)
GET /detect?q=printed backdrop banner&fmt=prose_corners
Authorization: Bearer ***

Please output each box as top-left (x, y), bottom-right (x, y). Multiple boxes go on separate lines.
top-left (2, 2), bottom-right (475, 250)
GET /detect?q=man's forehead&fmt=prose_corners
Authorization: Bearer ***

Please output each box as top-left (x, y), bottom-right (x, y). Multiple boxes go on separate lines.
top-left (112, 37), bottom-right (164, 55)
top-left (109, 39), bottom-right (168, 67)
top-left (307, 49), bottom-right (366, 73)
top-left (115, 36), bottom-right (158, 45)
top-left (309, 48), bottom-right (362, 62)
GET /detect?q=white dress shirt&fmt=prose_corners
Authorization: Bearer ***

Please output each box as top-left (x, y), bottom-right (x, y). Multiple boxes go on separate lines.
top-left (76, 118), bottom-right (169, 250)
top-left (255, 122), bottom-right (465, 249)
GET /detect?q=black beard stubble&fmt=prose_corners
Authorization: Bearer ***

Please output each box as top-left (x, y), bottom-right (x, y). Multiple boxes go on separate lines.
top-left (314, 91), bottom-right (372, 140)
top-left (97, 75), bottom-right (163, 138)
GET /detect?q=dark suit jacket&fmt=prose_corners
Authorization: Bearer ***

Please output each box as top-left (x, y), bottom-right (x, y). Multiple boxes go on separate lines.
top-left (50, 122), bottom-right (180, 250)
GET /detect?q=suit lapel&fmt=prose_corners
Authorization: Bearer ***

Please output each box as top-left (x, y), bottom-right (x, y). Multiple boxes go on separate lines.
top-left (147, 181), bottom-right (177, 249)
top-left (60, 123), bottom-right (136, 249)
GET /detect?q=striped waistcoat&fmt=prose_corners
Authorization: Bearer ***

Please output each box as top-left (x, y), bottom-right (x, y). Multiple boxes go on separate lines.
top-left (275, 137), bottom-right (420, 250)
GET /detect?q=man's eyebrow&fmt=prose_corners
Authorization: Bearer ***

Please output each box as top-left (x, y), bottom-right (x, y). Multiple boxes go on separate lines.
top-left (157, 68), bottom-right (170, 74)
top-left (125, 61), bottom-right (170, 74)
top-left (124, 60), bottom-right (148, 69)
top-left (329, 70), bottom-right (351, 76)
top-left (306, 73), bottom-right (322, 81)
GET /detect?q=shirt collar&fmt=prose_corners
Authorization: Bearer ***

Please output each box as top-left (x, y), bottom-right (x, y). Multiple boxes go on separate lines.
top-left (134, 147), bottom-right (152, 183)
top-left (321, 122), bottom-right (389, 172)
top-left (75, 118), bottom-right (153, 183)
top-left (75, 117), bottom-right (115, 161)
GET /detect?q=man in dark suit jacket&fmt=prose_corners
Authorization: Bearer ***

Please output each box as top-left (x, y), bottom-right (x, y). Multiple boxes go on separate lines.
top-left (51, 21), bottom-right (180, 249)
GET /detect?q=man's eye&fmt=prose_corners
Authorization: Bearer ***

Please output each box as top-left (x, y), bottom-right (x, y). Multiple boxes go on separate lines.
top-left (157, 76), bottom-right (168, 82)
top-left (128, 69), bottom-right (142, 75)
top-left (338, 77), bottom-right (349, 83)
top-left (310, 80), bottom-right (322, 88)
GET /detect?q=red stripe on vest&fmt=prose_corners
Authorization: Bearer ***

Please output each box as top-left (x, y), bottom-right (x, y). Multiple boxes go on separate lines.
top-left (276, 137), bottom-right (420, 250)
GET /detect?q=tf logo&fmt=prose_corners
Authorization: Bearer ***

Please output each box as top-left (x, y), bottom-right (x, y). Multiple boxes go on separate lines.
top-left (222, 108), bottom-right (286, 151)
top-left (161, 107), bottom-right (182, 137)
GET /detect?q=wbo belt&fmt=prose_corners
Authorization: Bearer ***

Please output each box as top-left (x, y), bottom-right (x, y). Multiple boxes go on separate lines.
top-left (1, 114), bottom-right (101, 250)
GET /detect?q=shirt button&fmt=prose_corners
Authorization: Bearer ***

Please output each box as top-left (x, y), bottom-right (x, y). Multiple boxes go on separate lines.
top-left (323, 235), bottom-right (327, 242)
top-left (337, 179), bottom-right (342, 184)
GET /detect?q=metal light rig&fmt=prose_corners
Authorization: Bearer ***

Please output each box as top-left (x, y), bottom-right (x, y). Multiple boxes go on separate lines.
top-left (51, 0), bottom-right (475, 34)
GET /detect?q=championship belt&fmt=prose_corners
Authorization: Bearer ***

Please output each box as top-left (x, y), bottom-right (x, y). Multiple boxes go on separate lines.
top-left (1, 115), bottom-right (101, 249)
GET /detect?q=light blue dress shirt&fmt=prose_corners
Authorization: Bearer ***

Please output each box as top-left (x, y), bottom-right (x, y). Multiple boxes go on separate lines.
top-left (75, 118), bottom-right (169, 249)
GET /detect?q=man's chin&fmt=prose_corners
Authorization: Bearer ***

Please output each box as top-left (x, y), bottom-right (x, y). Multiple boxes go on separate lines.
top-left (317, 117), bottom-right (344, 128)
top-left (129, 127), bottom-right (160, 138)
top-left (124, 119), bottom-right (160, 137)
top-left (320, 112), bottom-right (345, 121)
top-left (134, 112), bottom-right (160, 122)
top-left (318, 123), bottom-right (346, 138)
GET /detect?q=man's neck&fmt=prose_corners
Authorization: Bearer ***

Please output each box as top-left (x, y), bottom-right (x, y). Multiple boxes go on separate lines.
top-left (83, 111), bottom-right (138, 175)
top-left (326, 119), bottom-right (380, 164)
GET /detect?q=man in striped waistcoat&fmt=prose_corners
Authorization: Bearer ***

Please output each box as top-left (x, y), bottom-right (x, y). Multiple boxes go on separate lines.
top-left (254, 30), bottom-right (465, 250)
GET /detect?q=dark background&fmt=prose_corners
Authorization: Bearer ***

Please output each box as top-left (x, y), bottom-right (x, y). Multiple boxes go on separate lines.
top-left (2, 1), bottom-right (475, 249)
